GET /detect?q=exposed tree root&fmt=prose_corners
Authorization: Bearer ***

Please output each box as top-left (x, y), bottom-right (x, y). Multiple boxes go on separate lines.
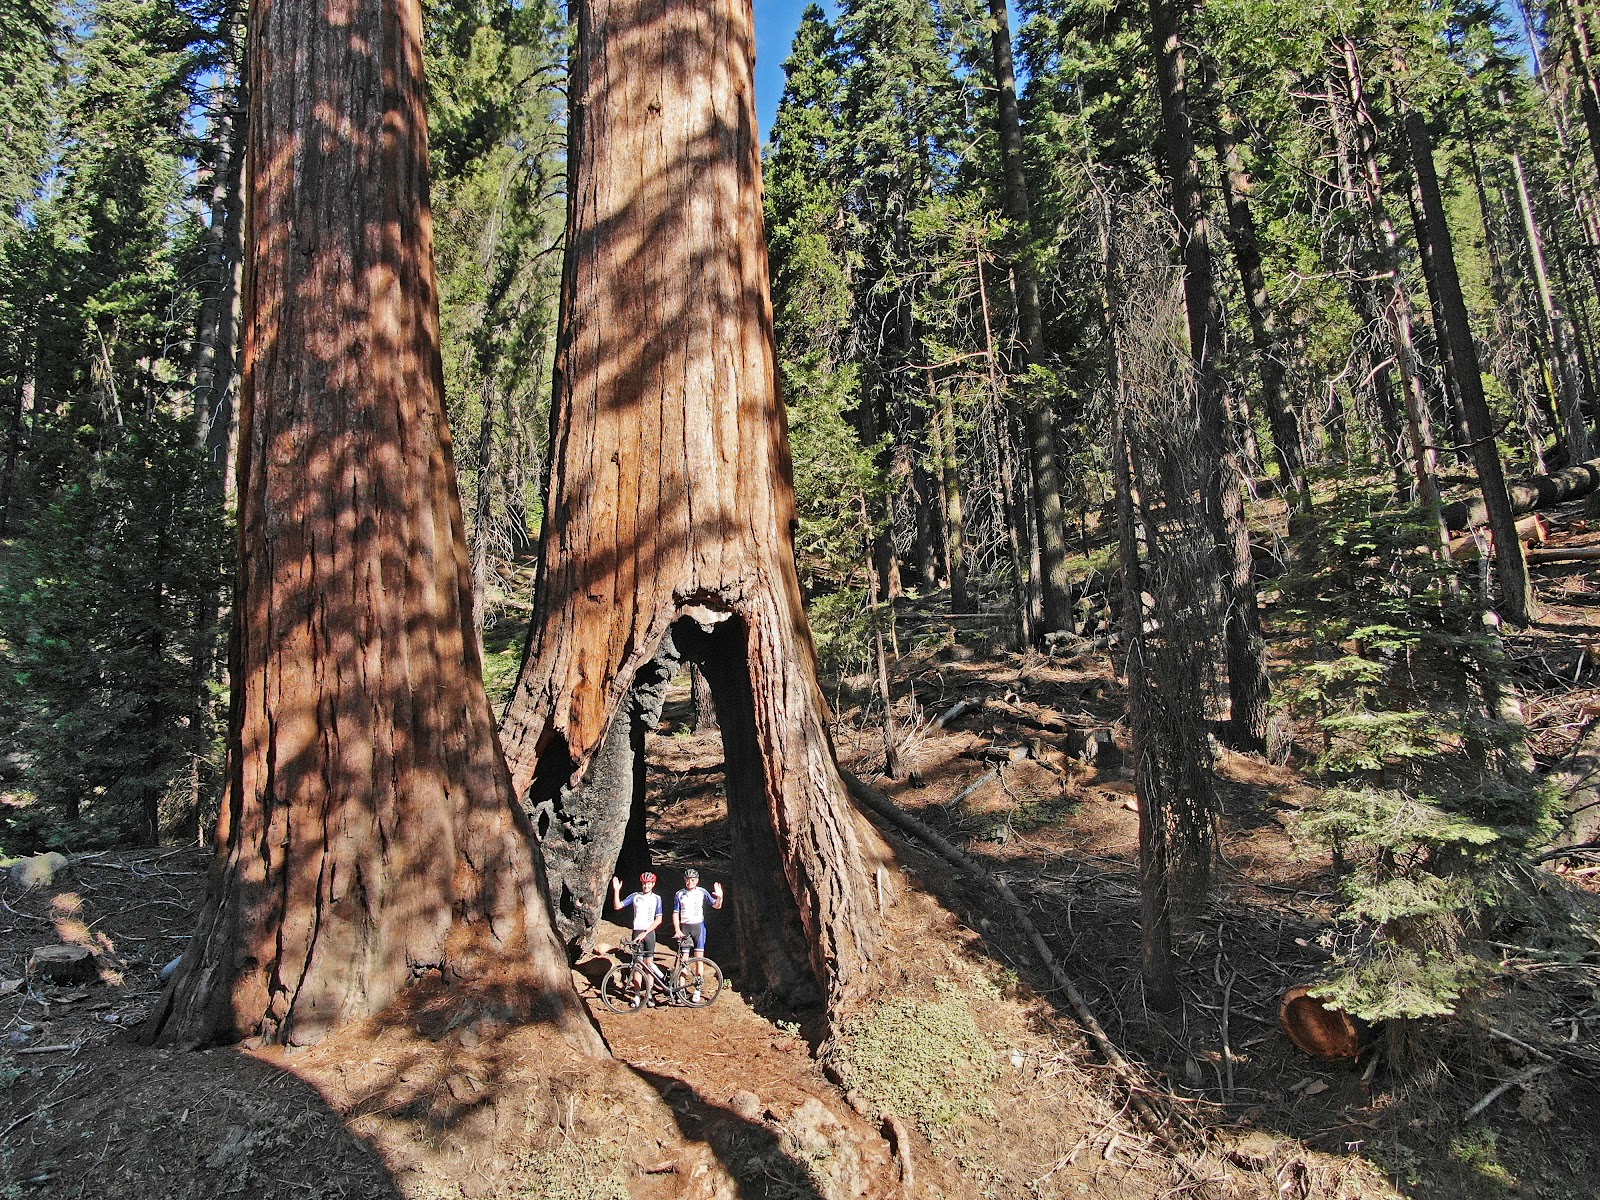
top-left (841, 769), bottom-right (1189, 1150)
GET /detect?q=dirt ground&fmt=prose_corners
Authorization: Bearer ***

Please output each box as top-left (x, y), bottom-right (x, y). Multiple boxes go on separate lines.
top-left (3, 499), bottom-right (1599, 1200)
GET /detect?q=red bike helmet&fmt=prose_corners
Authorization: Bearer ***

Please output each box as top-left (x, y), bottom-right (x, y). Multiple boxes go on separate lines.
top-left (639, 871), bottom-right (657, 884)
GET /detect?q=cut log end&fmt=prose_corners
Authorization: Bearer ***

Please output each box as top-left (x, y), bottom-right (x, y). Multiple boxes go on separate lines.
top-left (28, 944), bottom-right (98, 985)
top-left (1279, 984), bottom-right (1364, 1061)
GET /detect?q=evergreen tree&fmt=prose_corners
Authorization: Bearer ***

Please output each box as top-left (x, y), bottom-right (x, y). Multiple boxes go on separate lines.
top-left (0, 0), bottom-right (232, 849)
top-left (0, 415), bottom-right (227, 845)
top-left (426, 0), bottom-right (570, 632)
top-left (765, 5), bottom-right (878, 660)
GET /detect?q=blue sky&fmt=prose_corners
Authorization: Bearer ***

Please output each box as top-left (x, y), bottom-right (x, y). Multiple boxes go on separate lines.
top-left (753, 0), bottom-right (825, 141)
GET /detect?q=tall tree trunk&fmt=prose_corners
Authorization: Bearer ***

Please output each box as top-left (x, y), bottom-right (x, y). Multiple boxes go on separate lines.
top-left (1462, 125), bottom-right (1556, 469)
top-left (856, 377), bottom-right (903, 602)
top-left (1401, 99), bottom-right (1537, 625)
top-left (1406, 171), bottom-right (1473, 463)
top-left (977, 251), bottom-right (1034, 644)
top-left (180, 30), bottom-right (248, 831)
top-left (1520, 0), bottom-right (1600, 330)
top-left (1334, 40), bottom-right (1446, 543)
top-left (932, 379), bottom-right (969, 613)
top-left (863, 498), bottom-right (903, 781)
top-left (986, 0), bottom-right (1071, 634)
top-left (1507, 141), bottom-right (1592, 463)
top-left (498, 0), bottom-right (879, 1015)
top-left (1559, 0), bottom-right (1600, 184)
top-left (468, 383), bottom-right (498, 640)
top-left (143, 0), bottom-right (600, 1052)
top-left (1114, 424), bottom-right (1179, 1013)
top-left (1101, 204), bottom-right (1180, 1010)
top-left (189, 51), bottom-right (247, 505)
top-left (911, 454), bottom-right (941, 592)
top-left (1148, 0), bottom-right (1270, 751)
top-left (0, 359), bottom-right (31, 536)
top-left (1208, 80), bottom-right (1311, 510)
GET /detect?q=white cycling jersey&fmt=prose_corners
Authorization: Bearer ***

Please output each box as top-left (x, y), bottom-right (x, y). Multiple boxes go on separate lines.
top-left (622, 891), bottom-right (661, 931)
top-left (675, 885), bottom-right (713, 925)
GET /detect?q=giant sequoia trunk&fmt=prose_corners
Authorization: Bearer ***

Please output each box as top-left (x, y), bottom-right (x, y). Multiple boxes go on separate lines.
top-left (498, 0), bottom-right (879, 1013)
top-left (144, 0), bottom-right (601, 1052)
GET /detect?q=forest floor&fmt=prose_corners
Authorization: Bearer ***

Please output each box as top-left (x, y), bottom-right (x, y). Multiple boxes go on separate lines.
top-left (3, 490), bottom-right (1600, 1200)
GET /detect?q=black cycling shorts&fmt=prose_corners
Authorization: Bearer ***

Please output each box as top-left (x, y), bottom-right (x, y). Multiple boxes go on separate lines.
top-left (680, 922), bottom-right (706, 952)
top-left (631, 930), bottom-right (657, 954)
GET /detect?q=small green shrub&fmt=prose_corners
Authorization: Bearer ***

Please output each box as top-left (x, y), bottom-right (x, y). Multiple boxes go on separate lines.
top-left (1277, 493), bottom-right (1562, 1025)
top-left (833, 981), bottom-right (1000, 1137)
top-left (1450, 1128), bottom-right (1516, 1190)
top-left (805, 585), bottom-right (874, 678)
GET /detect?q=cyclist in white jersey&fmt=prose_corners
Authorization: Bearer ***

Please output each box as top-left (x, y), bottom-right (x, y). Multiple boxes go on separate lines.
top-left (611, 872), bottom-right (664, 1007)
top-left (671, 868), bottom-right (723, 1001)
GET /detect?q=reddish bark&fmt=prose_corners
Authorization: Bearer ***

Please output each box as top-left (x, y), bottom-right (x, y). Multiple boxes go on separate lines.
top-left (144, 0), bottom-right (600, 1052)
top-left (499, 0), bottom-right (878, 1012)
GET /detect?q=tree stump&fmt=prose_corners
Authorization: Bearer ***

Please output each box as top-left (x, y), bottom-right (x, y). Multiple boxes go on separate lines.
top-left (28, 945), bottom-right (97, 985)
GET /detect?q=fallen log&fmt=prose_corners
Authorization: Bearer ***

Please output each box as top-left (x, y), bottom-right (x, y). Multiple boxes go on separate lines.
top-left (841, 768), bottom-right (1184, 1147)
top-left (1442, 457), bottom-right (1600, 531)
top-left (935, 698), bottom-right (981, 728)
top-left (1526, 546), bottom-right (1600, 564)
top-left (1446, 514), bottom-right (1547, 560)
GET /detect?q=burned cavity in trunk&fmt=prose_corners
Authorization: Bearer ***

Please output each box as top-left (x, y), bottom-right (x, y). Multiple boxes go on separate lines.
top-left (521, 615), bottom-right (824, 1011)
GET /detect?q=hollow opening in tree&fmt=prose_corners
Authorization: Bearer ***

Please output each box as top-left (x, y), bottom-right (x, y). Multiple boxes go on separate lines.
top-left (525, 615), bottom-right (825, 1011)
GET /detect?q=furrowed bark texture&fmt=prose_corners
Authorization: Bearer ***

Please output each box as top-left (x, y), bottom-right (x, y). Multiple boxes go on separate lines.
top-left (144, 0), bottom-right (601, 1053)
top-left (499, 0), bottom-right (877, 1012)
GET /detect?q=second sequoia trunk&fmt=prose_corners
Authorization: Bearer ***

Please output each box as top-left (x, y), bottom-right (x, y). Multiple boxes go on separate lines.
top-left (499, 0), bottom-right (879, 1013)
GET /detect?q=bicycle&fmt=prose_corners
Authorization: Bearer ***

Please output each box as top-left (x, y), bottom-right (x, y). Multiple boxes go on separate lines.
top-left (598, 935), bottom-right (724, 1012)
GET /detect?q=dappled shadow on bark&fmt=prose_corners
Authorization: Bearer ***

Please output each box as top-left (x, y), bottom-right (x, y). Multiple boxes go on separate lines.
top-left (141, 0), bottom-right (596, 1052)
top-left (497, 0), bottom-right (882, 1021)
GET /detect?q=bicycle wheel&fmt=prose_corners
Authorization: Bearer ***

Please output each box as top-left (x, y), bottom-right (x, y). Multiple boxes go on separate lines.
top-left (598, 963), bottom-right (640, 1014)
top-left (675, 958), bottom-right (724, 1007)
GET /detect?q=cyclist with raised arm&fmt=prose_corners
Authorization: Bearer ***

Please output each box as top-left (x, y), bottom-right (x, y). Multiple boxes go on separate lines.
top-left (671, 868), bottom-right (723, 1003)
top-left (611, 872), bottom-right (663, 1008)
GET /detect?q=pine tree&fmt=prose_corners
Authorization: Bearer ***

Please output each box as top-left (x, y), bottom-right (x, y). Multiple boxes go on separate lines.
top-left (765, 5), bottom-right (879, 645)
